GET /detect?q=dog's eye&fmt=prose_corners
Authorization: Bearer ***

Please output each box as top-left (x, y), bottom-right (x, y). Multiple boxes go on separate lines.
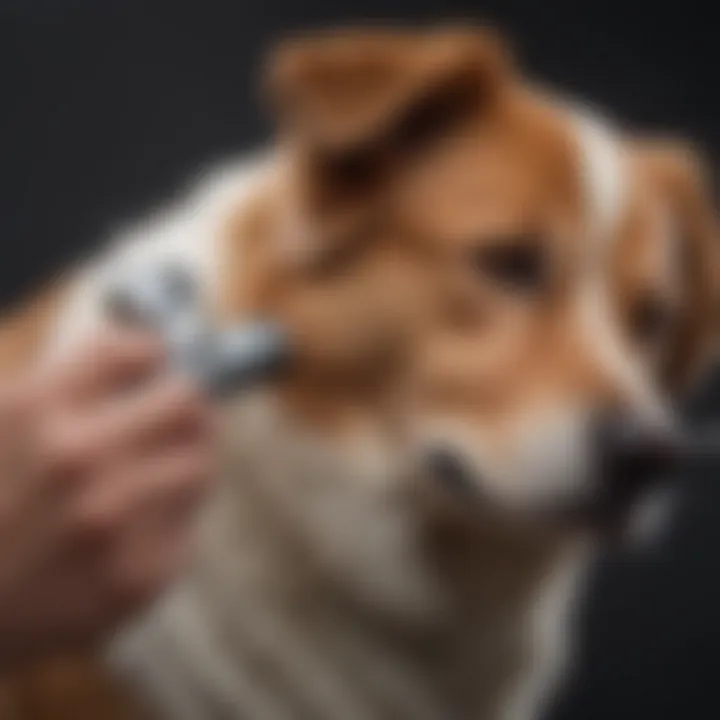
top-left (471, 239), bottom-right (547, 292)
top-left (629, 294), bottom-right (674, 346)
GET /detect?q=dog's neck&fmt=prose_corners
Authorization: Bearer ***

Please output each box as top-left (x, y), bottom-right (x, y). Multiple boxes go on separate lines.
top-left (187, 392), bottom-right (590, 719)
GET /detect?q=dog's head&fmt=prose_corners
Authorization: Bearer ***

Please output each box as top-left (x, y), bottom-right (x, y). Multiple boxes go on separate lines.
top-left (222, 28), bottom-right (718, 529)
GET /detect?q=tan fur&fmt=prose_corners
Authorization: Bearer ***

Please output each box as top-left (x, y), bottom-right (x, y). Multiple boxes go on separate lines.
top-left (267, 27), bottom-right (511, 154)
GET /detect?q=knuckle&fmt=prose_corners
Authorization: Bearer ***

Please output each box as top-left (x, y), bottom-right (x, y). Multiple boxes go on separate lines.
top-left (158, 377), bottom-right (207, 427)
top-left (42, 428), bottom-right (94, 479)
top-left (170, 377), bottom-right (205, 413)
top-left (70, 504), bottom-right (120, 547)
top-left (89, 327), bottom-right (163, 374)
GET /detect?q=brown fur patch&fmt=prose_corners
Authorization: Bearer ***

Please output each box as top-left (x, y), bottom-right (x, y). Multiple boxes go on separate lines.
top-left (267, 26), bottom-right (511, 154)
top-left (627, 138), bottom-right (718, 388)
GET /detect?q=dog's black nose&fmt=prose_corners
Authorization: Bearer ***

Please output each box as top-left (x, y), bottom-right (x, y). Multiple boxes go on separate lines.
top-left (423, 446), bottom-right (475, 497)
top-left (594, 411), bottom-right (679, 497)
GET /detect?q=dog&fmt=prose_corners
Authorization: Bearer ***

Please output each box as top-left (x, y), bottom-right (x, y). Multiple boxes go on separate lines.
top-left (0, 25), bottom-right (717, 720)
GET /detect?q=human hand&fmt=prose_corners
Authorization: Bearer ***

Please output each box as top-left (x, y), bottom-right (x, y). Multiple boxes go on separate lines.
top-left (0, 327), bottom-right (214, 665)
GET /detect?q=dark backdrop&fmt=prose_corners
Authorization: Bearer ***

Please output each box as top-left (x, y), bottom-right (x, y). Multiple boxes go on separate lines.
top-left (1, 2), bottom-right (719, 718)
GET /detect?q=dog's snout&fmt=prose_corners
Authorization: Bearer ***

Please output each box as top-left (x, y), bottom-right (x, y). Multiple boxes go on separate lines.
top-left (594, 411), bottom-right (679, 493)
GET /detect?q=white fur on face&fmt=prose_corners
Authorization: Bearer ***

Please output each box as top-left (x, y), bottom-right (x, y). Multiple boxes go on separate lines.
top-left (572, 108), bottom-right (669, 422)
top-left (412, 407), bottom-right (596, 515)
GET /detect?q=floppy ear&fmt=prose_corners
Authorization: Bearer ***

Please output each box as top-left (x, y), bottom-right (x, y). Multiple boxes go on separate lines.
top-left (265, 26), bottom-right (511, 155)
top-left (633, 139), bottom-right (719, 390)
top-left (262, 27), bottom-right (513, 268)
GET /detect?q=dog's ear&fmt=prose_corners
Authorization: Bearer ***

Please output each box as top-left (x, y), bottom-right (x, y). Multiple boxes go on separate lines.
top-left (634, 139), bottom-right (719, 391)
top-left (265, 26), bottom-right (512, 155)
top-left (262, 27), bottom-right (513, 268)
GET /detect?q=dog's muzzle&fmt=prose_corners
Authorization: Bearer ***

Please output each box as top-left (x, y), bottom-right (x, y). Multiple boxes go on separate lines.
top-left (421, 411), bottom-right (717, 532)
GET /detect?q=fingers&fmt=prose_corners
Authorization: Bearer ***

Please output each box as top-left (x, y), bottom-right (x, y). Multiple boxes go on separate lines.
top-left (108, 449), bottom-right (211, 606)
top-left (36, 375), bottom-right (212, 487)
top-left (66, 445), bottom-right (213, 616)
top-left (38, 327), bottom-right (165, 406)
top-left (94, 376), bottom-right (213, 455)
top-left (72, 445), bottom-right (213, 540)
top-left (0, 324), bottom-right (220, 654)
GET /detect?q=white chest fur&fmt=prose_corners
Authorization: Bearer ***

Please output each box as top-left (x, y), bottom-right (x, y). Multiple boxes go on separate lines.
top-left (109, 395), bottom-right (588, 720)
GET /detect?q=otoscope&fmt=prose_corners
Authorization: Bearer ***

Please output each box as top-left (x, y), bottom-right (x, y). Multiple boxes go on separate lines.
top-left (103, 263), bottom-right (289, 396)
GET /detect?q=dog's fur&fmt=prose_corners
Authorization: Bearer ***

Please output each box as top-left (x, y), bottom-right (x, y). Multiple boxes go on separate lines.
top-left (0, 27), bottom-right (717, 720)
